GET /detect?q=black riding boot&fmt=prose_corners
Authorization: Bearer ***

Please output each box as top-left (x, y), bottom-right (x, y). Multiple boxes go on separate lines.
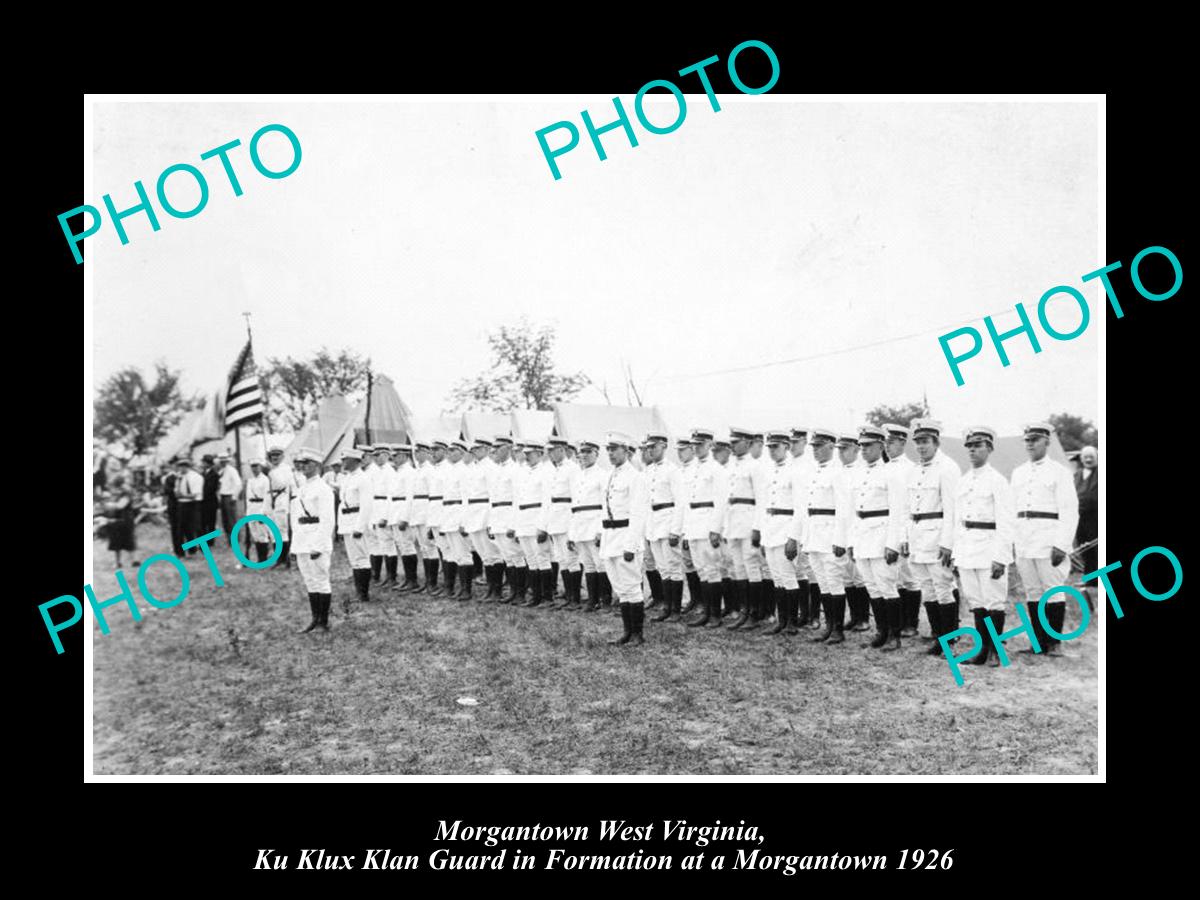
top-left (370, 554), bottom-right (382, 582)
top-left (865, 596), bottom-right (889, 648)
top-left (442, 562), bottom-right (458, 598)
top-left (808, 582), bottom-right (823, 629)
top-left (255, 542), bottom-right (269, 562)
top-left (812, 594), bottom-right (833, 642)
top-left (826, 594), bottom-right (847, 644)
top-left (768, 586), bottom-right (788, 634)
top-left (318, 594), bottom-right (332, 630)
top-left (582, 571), bottom-right (599, 611)
top-left (786, 589), bottom-right (802, 634)
top-left (629, 603), bottom-right (646, 646)
top-left (298, 593), bottom-right (320, 633)
top-left (793, 580), bottom-right (809, 629)
top-left (966, 609), bottom-right (991, 665)
top-left (727, 580), bottom-right (751, 630)
top-left (1045, 601), bottom-right (1067, 655)
top-left (988, 611), bottom-right (1007, 665)
top-left (688, 581), bottom-right (712, 627)
top-left (925, 603), bottom-right (947, 655)
top-left (881, 597), bottom-right (903, 651)
top-left (683, 571), bottom-right (702, 614)
top-left (382, 555), bottom-right (399, 587)
top-left (609, 603), bottom-right (633, 645)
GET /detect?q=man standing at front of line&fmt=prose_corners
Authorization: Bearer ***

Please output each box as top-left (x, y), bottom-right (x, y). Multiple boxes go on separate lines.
top-left (291, 448), bottom-right (336, 633)
top-left (644, 431), bottom-right (687, 623)
top-left (904, 419), bottom-right (962, 655)
top-left (1012, 422), bottom-right (1079, 657)
top-left (602, 433), bottom-right (649, 646)
top-left (952, 427), bottom-right (1016, 666)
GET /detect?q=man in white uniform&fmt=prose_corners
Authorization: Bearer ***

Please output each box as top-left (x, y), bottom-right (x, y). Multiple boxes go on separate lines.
top-left (674, 437), bottom-right (704, 613)
top-left (837, 434), bottom-right (871, 631)
top-left (952, 426), bottom-right (1016, 666)
top-left (884, 424), bottom-right (921, 636)
top-left (1011, 422), bottom-right (1079, 656)
top-left (290, 448), bottom-right (335, 633)
top-left (441, 440), bottom-right (474, 600)
top-left (803, 428), bottom-right (852, 644)
top-left (568, 438), bottom-right (607, 612)
top-left (788, 427), bottom-right (819, 629)
top-left (725, 427), bottom-right (766, 630)
top-left (408, 442), bottom-right (437, 595)
top-left (487, 436), bottom-right (526, 603)
top-left (683, 430), bottom-right (730, 628)
top-left (337, 448), bottom-right (372, 609)
top-left (244, 459), bottom-right (272, 563)
top-left (757, 431), bottom-right (806, 635)
top-left (546, 437), bottom-right (581, 609)
top-left (265, 447), bottom-right (297, 568)
top-left (389, 444), bottom-right (421, 593)
top-left (904, 419), bottom-right (962, 655)
top-left (216, 453), bottom-right (242, 551)
top-left (848, 425), bottom-right (905, 651)
top-left (514, 441), bottom-right (553, 607)
top-left (601, 433), bottom-right (649, 645)
top-left (643, 431), bottom-right (687, 623)
top-left (463, 437), bottom-right (504, 600)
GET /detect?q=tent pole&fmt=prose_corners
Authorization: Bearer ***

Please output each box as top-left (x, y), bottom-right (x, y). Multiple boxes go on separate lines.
top-left (365, 369), bottom-right (373, 445)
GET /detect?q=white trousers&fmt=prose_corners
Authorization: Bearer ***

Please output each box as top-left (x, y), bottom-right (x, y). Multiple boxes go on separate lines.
top-left (414, 522), bottom-right (436, 559)
top-left (839, 551), bottom-right (865, 588)
top-left (809, 551), bottom-right (844, 595)
top-left (856, 555), bottom-right (900, 600)
top-left (550, 532), bottom-right (578, 568)
top-left (367, 523), bottom-right (392, 556)
top-left (604, 551), bottom-right (645, 604)
top-left (519, 534), bottom-right (551, 570)
top-left (469, 529), bottom-right (502, 566)
top-left (764, 544), bottom-right (799, 590)
top-left (647, 537), bottom-right (683, 580)
top-left (960, 566), bottom-right (1008, 612)
top-left (681, 541), bottom-right (696, 574)
top-left (495, 532), bottom-right (526, 567)
top-left (392, 524), bottom-right (417, 557)
top-left (727, 537), bottom-right (763, 581)
top-left (688, 539), bottom-right (722, 583)
top-left (343, 533), bottom-right (369, 570)
top-left (911, 560), bottom-right (957, 605)
top-left (446, 530), bottom-right (473, 566)
top-left (1016, 555), bottom-right (1070, 605)
top-left (297, 551), bottom-right (331, 593)
top-left (897, 554), bottom-right (917, 590)
top-left (576, 538), bottom-right (602, 574)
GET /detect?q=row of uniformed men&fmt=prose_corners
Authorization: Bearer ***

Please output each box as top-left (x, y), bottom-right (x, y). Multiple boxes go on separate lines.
top-left (270, 420), bottom-right (1079, 658)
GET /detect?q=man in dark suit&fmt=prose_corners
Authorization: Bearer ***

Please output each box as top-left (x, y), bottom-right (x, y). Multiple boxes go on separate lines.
top-left (201, 454), bottom-right (220, 534)
top-left (1074, 446), bottom-right (1098, 575)
top-left (163, 464), bottom-right (183, 556)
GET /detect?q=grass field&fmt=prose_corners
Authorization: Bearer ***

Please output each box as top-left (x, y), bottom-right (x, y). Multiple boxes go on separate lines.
top-left (92, 524), bottom-right (1098, 775)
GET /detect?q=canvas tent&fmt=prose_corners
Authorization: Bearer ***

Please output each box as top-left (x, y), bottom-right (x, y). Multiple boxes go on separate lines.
top-left (461, 410), bottom-right (513, 443)
top-left (321, 374), bottom-right (416, 465)
top-left (410, 414), bottom-right (462, 445)
top-left (510, 409), bottom-right (555, 442)
top-left (552, 402), bottom-right (671, 445)
top-left (283, 396), bottom-right (354, 463)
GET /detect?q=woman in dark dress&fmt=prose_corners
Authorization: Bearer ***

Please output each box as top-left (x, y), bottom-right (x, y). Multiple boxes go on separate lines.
top-left (104, 476), bottom-right (140, 568)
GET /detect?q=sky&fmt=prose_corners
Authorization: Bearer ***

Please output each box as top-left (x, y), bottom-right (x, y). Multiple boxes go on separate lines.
top-left (91, 98), bottom-right (1100, 437)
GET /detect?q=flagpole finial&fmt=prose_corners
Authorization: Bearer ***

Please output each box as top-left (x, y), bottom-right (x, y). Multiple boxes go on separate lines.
top-left (242, 311), bottom-right (253, 341)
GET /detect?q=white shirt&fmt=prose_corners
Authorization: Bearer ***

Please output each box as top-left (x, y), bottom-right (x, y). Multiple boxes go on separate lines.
top-left (849, 459), bottom-right (904, 559)
top-left (568, 462), bottom-right (607, 543)
top-left (755, 457), bottom-right (806, 549)
top-left (953, 462), bottom-right (1015, 569)
top-left (218, 464), bottom-right (243, 496)
top-left (290, 474), bottom-right (334, 554)
top-left (599, 460), bottom-right (648, 558)
top-left (802, 458), bottom-right (850, 553)
top-left (904, 449), bottom-right (961, 563)
top-left (1011, 455), bottom-right (1078, 558)
top-left (643, 459), bottom-right (686, 540)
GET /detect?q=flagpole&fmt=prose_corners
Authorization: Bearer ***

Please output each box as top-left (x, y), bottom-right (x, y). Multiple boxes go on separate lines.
top-left (365, 367), bottom-right (373, 446)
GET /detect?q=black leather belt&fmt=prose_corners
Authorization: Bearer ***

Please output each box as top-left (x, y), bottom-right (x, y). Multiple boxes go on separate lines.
top-left (729, 497), bottom-right (755, 505)
top-left (573, 504), bottom-right (602, 512)
top-left (412, 494), bottom-right (429, 499)
top-left (603, 519), bottom-right (630, 529)
top-left (651, 502), bottom-right (675, 511)
top-left (551, 497), bottom-right (571, 503)
top-left (767, 508), bottom-right (794, 516)
top-left (1018, 511), bottom-right (1058, 519)
top-left (249, 497), bottom-right (264, 502)
top-left (391, 497), bottom-right (407, 502)
top-left (443, 499), bottom-right (461, 505)
top-left (342, 506), bottom-right (359, 513)
top-left (373, 495), bottom-right (387, 500)
top-left (519, 502), bottom-right (542, 510)
top-left (808, 508), bottom-right (835, 516)
top-left (857, 509), bottom-right (888, 519)
top-left (912, 512), bottom-right (943, 521)
top-left (467, 498), bottom-right (488, 504)
top-left (491, 501), bottom-right (512, 507)
top-left (298, 516), bottom-right (320, 524)
top-left (964, 521), bottom-right (997, 530)
top-left (689, 501), bottom-right (714, 509)
top-left (428, 495), bottom-right (443, 501)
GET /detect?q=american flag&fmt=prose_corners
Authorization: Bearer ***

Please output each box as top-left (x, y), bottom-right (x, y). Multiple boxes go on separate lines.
top-left (224, 340), bottom-right (265, 430)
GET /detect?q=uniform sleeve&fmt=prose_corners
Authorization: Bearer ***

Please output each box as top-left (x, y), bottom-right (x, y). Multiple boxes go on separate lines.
top-left (356, 475), bottom-right (372, 533)
top-left (833, 469), bottom-right (851, 548)
top-left (939, 459), bottom-right (960, 549)
top-left (790, 468), bottom-right (806, 544)
top-left (1055, 465), bottom-right (1080, 551)
top-left (710, 465), bottom-right (729, 537)
top-left (885, 468), bottom-right (905, 552)
top-left (628, 470), bottom-right (649, 554)
top-left (669, 466), bottom-right (686, 535)
top-left (992, 472), bottom-right (1015, 565)
top-left (319, 485), bottom-right (335, 546)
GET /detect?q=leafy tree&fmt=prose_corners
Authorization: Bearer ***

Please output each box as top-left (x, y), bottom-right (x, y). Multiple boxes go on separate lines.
top-left (262, 347), bottom-right (372, 431)
top-left (94, 363), bottom-right (201, 453)
top-left (1048, 412), bottom-right (1097, 451)
top-left (446, 319), bottom-right (590, 412)
top-left (864, 400), bottom-right (930, 429)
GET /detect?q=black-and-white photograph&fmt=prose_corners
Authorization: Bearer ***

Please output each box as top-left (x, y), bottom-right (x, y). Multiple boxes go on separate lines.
top-left (87, 95), bottom-right (1100, 776)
